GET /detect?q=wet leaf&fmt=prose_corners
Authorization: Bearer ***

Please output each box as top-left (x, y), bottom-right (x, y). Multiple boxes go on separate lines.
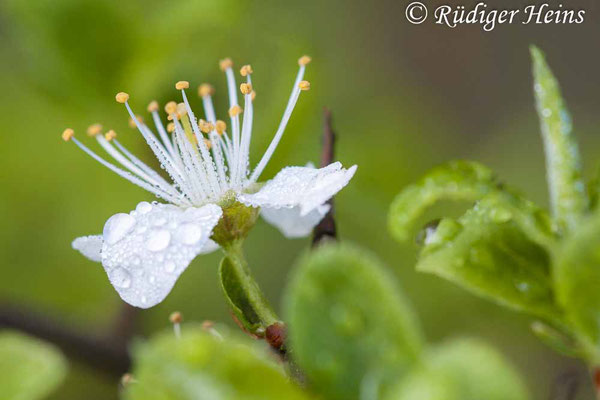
top-left (554, 211), bottom-right (600, 362)
top-left (388, 161), bottom-right (498, 242)
top-left (531, 46), bottom-right (587, 233)
top-left (124, 324), bottom-right (309, 400)
top-left (385, 338), bottom-right (529, 400)
top-left (285, 243), bottom-right (423, 400)
top-left (416, 191), bottom-right (560, 321)
top-left (0, 330), bottom-right (68, 400)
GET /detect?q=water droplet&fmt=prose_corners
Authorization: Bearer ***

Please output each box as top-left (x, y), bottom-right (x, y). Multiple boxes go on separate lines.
top-left (490, 208), bottom-right (512, 223)
top-left (516, 281), bottom-right (530, 292)
top-left (152, 217), bottom-right (167, 226)
top-left (141, 295), bottom-right (147, 304)
top-left (103, 213), bottom-right (136, 245)
top-left (148, 275), bottom-right (156, 284)
top-left (164, 261), bottom-right (176, 273)
top-left (136, 201), bottom-right (153, 214)
top-left (146, 229), bottom-right (171, 252)
top-left (109, 268), bottom-right (132, 289)
top-left (416, 219), bottom-right (440, 246)
top-left (175, 223), bottom-right (203, 245)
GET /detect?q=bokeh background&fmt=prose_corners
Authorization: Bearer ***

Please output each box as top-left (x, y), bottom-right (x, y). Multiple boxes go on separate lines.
top-left (1, 0), bottom-right (599, 398)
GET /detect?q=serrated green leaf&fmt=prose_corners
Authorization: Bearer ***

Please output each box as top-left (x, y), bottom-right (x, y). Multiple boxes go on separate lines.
top-left (125, 324), bottom-right (309, 400)
top-left (385, 338), bottom-right (529, 400)
top-left (388, 161), bottom-right (498, 242)
top-left (531, 46), bottom-right (587, 233)
top-left (285, 243), bottom-right (423, 400)
top-left (0, 330), bottom-right (68, 400)
top-left (416, 191), bottom-right (560, 321)
top-left (554, 211), bottom-right (600, 363)
top-left (219, 254), bottom-right (277, 336)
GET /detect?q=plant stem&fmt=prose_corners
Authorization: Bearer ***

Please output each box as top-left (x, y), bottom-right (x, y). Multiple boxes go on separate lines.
top-left (222, 240), bottom-right (279, 331)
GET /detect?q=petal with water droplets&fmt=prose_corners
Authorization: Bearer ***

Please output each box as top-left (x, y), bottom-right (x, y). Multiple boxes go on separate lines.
top-left (72, 235), bottom-right (103, 262)
top-left (99, 202), bottom-right (222, 308)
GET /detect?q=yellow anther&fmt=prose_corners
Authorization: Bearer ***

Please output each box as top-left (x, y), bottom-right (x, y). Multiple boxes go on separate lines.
top-left (299, 80), bottom-right (311, 91)
top-left (128, 115), bottom-right (143, 128)
top-left (298, 55), bottom-right (312, 66)
top-left (198, 119), bottom-right (211, 133)
top-left (219, 58), bottom-right (233, 71)
top-left (86, 123), bottom-right (102, 137)
top-left (167, 122), bottom-right (175, 133)
top-left (115, 92), bottom-right (129, 103)
top-left (201, 320), bottom-right (215, 331)
top-left (175, 81), bottom-right (189, 90)
top-left (198, 83), bottom-right (214, 97)
top-left (204, 139), bottom-right (212, 150)
top-left (62, 128), bottom-right (74, 141)
top-left (165, 101), bottom-right (177, 115)
top-left (169, 311), bottom-right (183, 324)
top-left (215, 120), bottom-right (226, 134)
top-left (104, 130), bottom-right (117, 141)
top-left (228, 105), bottom-right (243, 117)
top-left (176, 102), bottom-right (187, 117)
top-left (251, 90), bottom-right (256, 101)
top-left (147, 100), bottom-right (159, 113)
top-left (240, 83), bottom-right (252, 95)
top-left (240, 64), bottom-right (253, 76)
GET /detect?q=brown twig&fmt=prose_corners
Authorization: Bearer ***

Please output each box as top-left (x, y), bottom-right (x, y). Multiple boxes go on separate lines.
top-left (0, 302), bottom-right (134, 377)
top-left (312, 107), bottom-right (337, 247)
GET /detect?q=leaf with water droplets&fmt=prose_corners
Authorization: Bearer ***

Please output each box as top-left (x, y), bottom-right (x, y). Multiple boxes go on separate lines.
top-left (0, 331), bottom-right (68, 400)
top-left (384, 338), bottom-right (529, 400)
top-left (388, 161), bottom-right (499, 242)
top-left (554, 210), bottom-right (600, 362)
top-left (531, 46), bottom-right (587, 233)
top-left (285, 243), bottom-right (423, 400)
top-left (416, 191), bottom-right (560, 321)
top-left (124, 324), bottom-right (309, 400)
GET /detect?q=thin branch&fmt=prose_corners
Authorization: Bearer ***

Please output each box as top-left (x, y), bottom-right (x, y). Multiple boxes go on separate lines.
top-left (312, 107), bottom-right (337, 247)
top-left (0, 302), bottom-right (133, 377)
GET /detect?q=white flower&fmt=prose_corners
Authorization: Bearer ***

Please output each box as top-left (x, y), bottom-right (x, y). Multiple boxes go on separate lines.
top-left (64, 56), bottom-right (357, 309)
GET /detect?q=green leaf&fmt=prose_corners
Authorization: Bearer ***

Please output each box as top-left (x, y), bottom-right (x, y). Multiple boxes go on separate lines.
top-left (125, 324), bottom-right (309, 400)
top-left (416, 191), bottom-right (560, 321)
top-left (285, 243), bottom-right (423, 400)
top-left (385, 338), bottom-right (529, 400)
top-left (531, 46), bottom-right (587, 233)
top-left (388, 161), bottom-right (498, 242)
top-left (0, 330), bottom-right (68, 400)
top-left (554, 211), bottom-right (600, 363)
top-left (530, 321), bottom-right (582, 358)
top-left (219, 253), bottom-right (277, 336)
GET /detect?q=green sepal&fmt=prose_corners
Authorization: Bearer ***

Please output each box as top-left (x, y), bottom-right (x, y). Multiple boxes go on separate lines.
top-left (416, 190), bottom-right (560, 321)
top-left (0, 330), bottom-right (68, 400)
top-left (531, 46), bottom-right (587, 233)
top-left (388, 160), bottom-right (499, 242)
top-left (211, 200), bottom-right (259, 246)
top-left (285, 242), bottom-right (423, 400)
top-left (124, 324), bottom-right (310, 400)
top-left (530, 321), bottom-right (582, 358)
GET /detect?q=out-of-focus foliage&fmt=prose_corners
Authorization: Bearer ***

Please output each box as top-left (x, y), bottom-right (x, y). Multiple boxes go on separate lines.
top-left (285, 243), bottom-right (423, 400)
top-left (124, 324), bottom-right (308, 400)
top-left (0, 331), bottom-right (68, 400)
top-left (388, 46), bottom-right (600, 370)
top-left (284, 242), bottom-right (528, 400)
top-left (386, 338), bottom-right (529, 400)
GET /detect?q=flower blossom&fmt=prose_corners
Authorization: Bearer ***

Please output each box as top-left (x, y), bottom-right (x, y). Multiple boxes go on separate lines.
top-left (64, 56), bottom-right (356, 308)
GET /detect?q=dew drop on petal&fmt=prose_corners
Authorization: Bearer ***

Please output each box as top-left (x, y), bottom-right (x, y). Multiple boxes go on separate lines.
top-left (175, 223), bottom-right (203, 245)
top-left (103, 213), bottom-right (136, 245)
top-left (164, 261), bottom-right (176, 273)
top-left (136, 201), bottom-right (153, 214)
top-left (146, 229), bottom-right (171, 252)
top-left (109, 268), bottom-right (132, 289)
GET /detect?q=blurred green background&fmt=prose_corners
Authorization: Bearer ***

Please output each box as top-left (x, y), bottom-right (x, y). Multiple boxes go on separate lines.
top-left (1, 0), bottom-right (599, 398)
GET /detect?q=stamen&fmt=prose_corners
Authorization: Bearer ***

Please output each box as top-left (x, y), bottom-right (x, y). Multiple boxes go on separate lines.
top-left (219, 58), bottom-right (233, 71)
top-left (175, 81), bottom-right (189, 90)
top-left (299, 80), bottom-right (311, 90)
top-left (87, 124), bottom-right (102, 137)
top-left (250, 59), bottom-right (309, 182)
top-left (240, 83), bottom-right (252, 95)
top-left (229, 105), bottom-right (243, 117)
top-left (147, 101), bottom-right (159, 113)
top-left (169, 311), bottom-right (183, 339)
top-left (240, 64), bottom-right (253, 77)
top-left (167, 122), bottom-right (175, 133)
top-left (298, 55), bottom-right (312, 66)
top-left (115, 92), bottom-right (129, 103)
top-left (62, 128), bottom-right (74, 141)
top-left (128, 115), bottom-right (143, 129)
top-left (215, 120), bottom-right (226, 135)
top-left (104, 129), bottom-right (117, 141)
top-left (198, 83), bottom-right (215, 98)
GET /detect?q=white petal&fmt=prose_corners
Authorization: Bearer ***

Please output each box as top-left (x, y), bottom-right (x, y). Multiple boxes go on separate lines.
top-left (238, 162), bottom-right (357, 216)
top-left (199, 239), bottom-right (220, 254)
top-left (72, 235), bottom-right (103, 262)
top-left (100, 201), bottom-right (222, 308)
top-left (261, 204), bottom-right (330, 238)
